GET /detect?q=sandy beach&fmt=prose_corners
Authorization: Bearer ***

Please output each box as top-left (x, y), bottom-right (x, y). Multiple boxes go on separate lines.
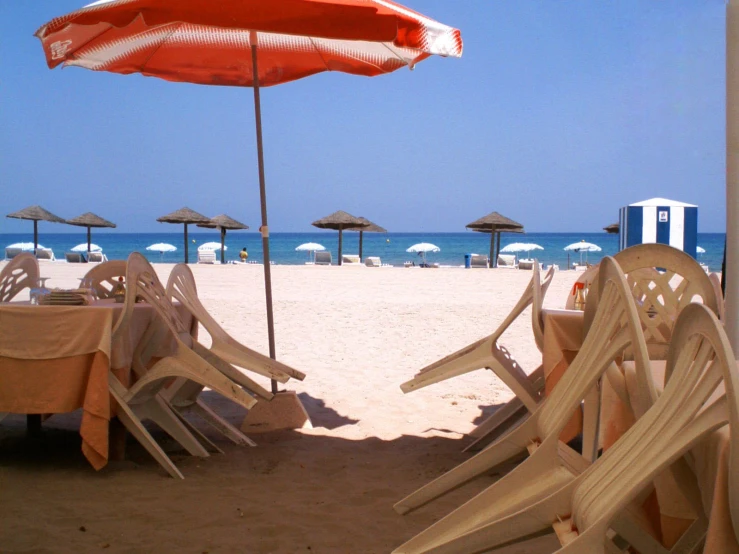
top-left (0, 262), bottom-right (580, 553)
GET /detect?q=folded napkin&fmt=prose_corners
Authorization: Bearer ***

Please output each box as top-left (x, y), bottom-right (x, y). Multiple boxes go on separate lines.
top-left (39, 288), bottom-right (92, 306)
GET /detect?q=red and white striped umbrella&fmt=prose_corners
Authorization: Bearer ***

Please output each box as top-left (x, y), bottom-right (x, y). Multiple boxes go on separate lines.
top-left (35, 0), bottom-right (463, 389)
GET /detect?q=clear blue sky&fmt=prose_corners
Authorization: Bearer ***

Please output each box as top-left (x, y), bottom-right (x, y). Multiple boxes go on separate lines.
top-left (0, 1), bottom-right (727, 234)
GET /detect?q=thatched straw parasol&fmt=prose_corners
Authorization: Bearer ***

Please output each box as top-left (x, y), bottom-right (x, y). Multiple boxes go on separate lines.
top-left (66, 212), bottom-right (116, 253)
top-left (603, 222), bottom-right (619, 234)
top-left (157, 207), bottom-right (211, 263)
top-left (311, 211), bottom-right (368, 266)
top-left (6, 205), bottom-right (66, 255)
top-left (197, 214), bottom-right (249, 264)
top-left (466, 212), bottom-right (525, 268)
top-left (346, 216), bottom-right (387, 261)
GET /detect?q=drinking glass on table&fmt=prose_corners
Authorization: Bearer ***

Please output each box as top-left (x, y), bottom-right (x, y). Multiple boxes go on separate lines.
top-left (30, 277), bottom-right (50, 305)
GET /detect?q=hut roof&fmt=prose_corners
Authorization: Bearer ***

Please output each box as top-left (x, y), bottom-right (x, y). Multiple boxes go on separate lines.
top-left (197, 214), bottom-right (249, 230)
top-left (157, 207), bottom-right (211, 224)
top-left (465, 211), bottom-right (524, 231)
top-left (66, 212), bottom-right (116, 228)
top-left (603, 223), bottom-right (619, 234)
top-left (347, 216), bottom-right (387, 233)
top-left (6, 205), bottom-right (66, 223)
top-left (311, 210), bottom-right (368, 230)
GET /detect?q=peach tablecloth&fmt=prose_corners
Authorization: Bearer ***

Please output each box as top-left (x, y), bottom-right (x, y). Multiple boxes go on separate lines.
top-left (541, 308), bottom-right (738, 551)
top-left (0, 299), bottom-right (194, 470)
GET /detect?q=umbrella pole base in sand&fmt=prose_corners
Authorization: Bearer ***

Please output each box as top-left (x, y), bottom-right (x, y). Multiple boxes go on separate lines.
top-left (240, 391), bottom-right (312, 433)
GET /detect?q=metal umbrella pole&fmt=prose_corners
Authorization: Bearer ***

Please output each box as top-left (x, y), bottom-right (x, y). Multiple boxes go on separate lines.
top-left (250, 32), bottom-right (278, 395)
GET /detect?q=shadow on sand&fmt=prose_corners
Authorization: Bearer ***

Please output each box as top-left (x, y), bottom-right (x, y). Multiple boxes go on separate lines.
top-left (0, 398), bottom-right (557, 554)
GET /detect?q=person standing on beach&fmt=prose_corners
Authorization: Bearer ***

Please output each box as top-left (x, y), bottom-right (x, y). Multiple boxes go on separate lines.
top-left (240, 247), bottom-right (248, 262)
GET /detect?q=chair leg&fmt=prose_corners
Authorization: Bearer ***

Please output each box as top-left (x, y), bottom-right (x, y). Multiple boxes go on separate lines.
top-left (109, 387), bottom-right (184, 479)
top-left (139, 395), bottom-right (210, 458)
top-left (395, 441), bottom-right (572, 554)
top-left (395, 483), bottom-right (575, 554)
top-left (170, 407), bottom-right (225, 454)
top-left (464, 399), bottom-right (529, 452)
top-left (189, 399), bottom-right (257, 447)
top-left (581, 383), bottom-right (602, 462)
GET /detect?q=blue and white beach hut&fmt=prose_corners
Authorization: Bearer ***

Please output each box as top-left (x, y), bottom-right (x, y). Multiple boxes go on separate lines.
top-left (618, 197), bottom-right (698, 258)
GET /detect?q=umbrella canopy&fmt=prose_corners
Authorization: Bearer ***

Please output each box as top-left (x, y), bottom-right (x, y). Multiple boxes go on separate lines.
top-left (66, 211), bottom-right (116, 252)
top-left (6, 205), bottom-right (66, 255)
top-left (312, 211), bottom-right (368, 266)
top-left (6, 242), bottom-right (49, 252)
top-left (71, 243), bottom-right (102, 253)
top-left (36, 0), bottom-right (462, 391)
top-left (406, 243), bottom-right (441, 253)
top-left (603, 223), bottom-right (619, 234)
top-left (156, 207), bottom-right (210, 263)
top-left (697, 246), bottom-right (706, 254)
top-left (347, 216), bottom-right (387, 261)
top-left (564, 241), bottom-right (602, 252)
top-left (295, 242), bottom-right (326, 252)
top-left (146, 243), bottom-right (177, 253)
top-left (466, 212), bottom-right (525, 268)
top-left (198, 242), bottom-right (227, 251)
top-left (197, 214), bottom-right (249, 263)
top-left (500, 243), bottom-right (544, 256)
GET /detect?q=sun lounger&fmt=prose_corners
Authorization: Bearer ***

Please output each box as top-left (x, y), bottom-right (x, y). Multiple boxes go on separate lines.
top-left (517, 258), bottom-right (539, 270)
top-left (365, 256), bottom-right (382, 267)
top-left (341, 254), bottom-right (361, 265)
top-left (470, 255), bottom-right (489, 268)
top-left (4, 248), bottom-right (22, 260)
top-left (197, 250), bottom-right (216, 264)
top-left (65, 252), bottom-right (87, 263)
top-left (314, 251), bottom-right (332, 265)
top-left (86, 251), bottom-right (108, 263)
top-left (35, 249), bottom-right (56, 261)
top-left (497, 254), bottom-right (517, 268)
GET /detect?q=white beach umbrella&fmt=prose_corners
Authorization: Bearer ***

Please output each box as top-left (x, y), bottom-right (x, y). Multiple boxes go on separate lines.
top-left (564, 241), bottom-right (601, 265)
top-left (697, 246), bottom-right (706, 254)
top-left (295, 242), bottom-right (326, 252)
top-left (6, 242), bottom-right (46, 251)
top-left (296, 242), bottom-right (326, 263)
top-left (146, 243), bottom-right (177, 253)
top-left (406, 243), bottom-right (440, 266)
top-left (71, 243), bottom-right (102, 253)
top-left (198, 241), bottom-right (227, 251)
top-left (500, 242), bottom-right (544, 254)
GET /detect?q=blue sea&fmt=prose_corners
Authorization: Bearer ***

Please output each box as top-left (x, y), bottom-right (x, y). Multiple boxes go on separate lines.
top-left (0, 232), bottom-right (727, 271)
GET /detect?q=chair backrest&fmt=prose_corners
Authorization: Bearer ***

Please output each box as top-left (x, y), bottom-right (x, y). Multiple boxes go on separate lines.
top-left (571, 303), bottom-right (739, 541)
top-left (531, 265), bottom-right (556, 353)
top-left (342, 254), bottom-right (360, 264)
top-left (538, 257), bottom-right (652, 441)
top-left (197, 250), bottom-right (216, 264)
top-left (35, 248), bottom-right (55, 261)
top-left (0, 253), bottom-right (40, 302)
top-left (4, 248), bottom-right (22, 260)
top-left (87, 251), bottom-right (105, 263)
top-left (365, 256), bottom-right (381, 267)
top-left (470, 255), bottom-right (489, 268)
top-left (315, 251), bottom-right (332, 265)
top-left (497, 254), bottom-right (517, 268)
top-left (585, 244), bottom-right (718, 359)
top-left (709, 272), bottom-right (726, 321)
top-left (65, 252), bottom-right (87, 263)
top-left (83, 260), bottom-right (127, 299)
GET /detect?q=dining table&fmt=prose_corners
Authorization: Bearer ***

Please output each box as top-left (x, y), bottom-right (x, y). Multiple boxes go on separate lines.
top-left (540, 307), bottom-right (739, 552)
top-left (0, 297), bottom-right (195, 471)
